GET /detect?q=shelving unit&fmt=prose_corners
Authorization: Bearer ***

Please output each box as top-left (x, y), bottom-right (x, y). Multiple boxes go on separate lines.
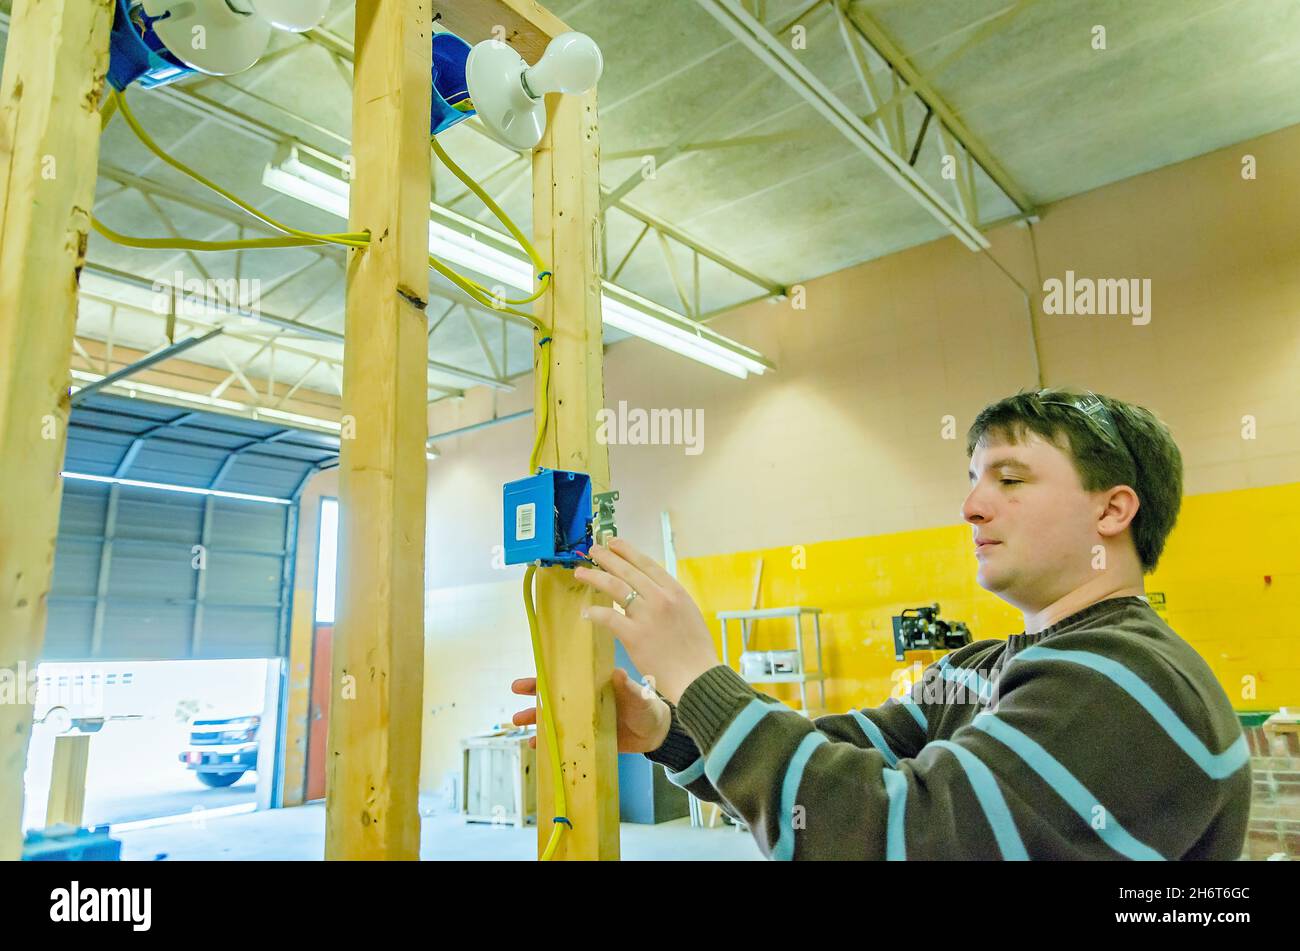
top-left (717, 606), bottom-right (827, 715)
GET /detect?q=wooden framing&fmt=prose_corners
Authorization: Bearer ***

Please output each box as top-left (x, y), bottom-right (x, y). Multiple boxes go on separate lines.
top-left (325, 0), bottom-right (434, 860)
top-left (434, 0), bottom-right (570, 65)
top-left (0, 0), bottom-right (114, 862)
top-left (0, 0), bottom-right (611, 863)
top-left (435, 0), bottom-right (619, 861)
top-left (530, 85), bottom-right (620, 860)
top-left (46, 735), bottom-right (91, 828)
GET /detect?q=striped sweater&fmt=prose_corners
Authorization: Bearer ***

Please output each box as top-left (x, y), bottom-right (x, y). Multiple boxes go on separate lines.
top-left (647, 596), bottom-right (1251, 860)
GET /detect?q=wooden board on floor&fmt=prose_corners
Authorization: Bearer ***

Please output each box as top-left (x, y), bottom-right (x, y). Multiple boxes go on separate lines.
top-left (46, 735), bottom-right (91, 828)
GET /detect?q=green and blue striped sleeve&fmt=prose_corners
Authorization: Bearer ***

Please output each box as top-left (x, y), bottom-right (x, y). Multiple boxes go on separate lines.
top-left (645, 668), bottom-right (932, 812)
top-left (671, 632), bottom-right (1250, 860)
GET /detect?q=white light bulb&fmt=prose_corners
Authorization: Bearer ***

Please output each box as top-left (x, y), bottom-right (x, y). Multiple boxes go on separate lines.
top-left (523, 32), bottom-right (603, 97)
top-left (250, 0), bottom-right (329, 32)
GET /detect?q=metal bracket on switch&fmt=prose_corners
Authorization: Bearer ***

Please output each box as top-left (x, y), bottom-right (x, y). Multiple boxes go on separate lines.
top-left (593, 489), bottom-right (619, 547)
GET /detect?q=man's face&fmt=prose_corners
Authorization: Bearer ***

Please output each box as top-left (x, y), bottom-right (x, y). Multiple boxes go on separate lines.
top-left (963, 430), bottom-right (1102, 611)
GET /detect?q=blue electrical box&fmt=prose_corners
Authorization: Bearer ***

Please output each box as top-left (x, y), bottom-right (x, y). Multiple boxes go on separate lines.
top-left (430, 32), bottom-right (477, 136)
top-left (107, 0), bottom-right (196, 91)
top-left (503, 468), bottom-right (593, 567)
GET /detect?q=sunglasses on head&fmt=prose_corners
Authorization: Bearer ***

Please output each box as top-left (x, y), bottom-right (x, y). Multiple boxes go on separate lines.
top-left (1035, 390), bottom-right (1135, 466)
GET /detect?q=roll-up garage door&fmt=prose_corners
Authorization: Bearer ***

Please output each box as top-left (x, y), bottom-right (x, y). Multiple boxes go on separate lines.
top-left (45, 394), bottom-right (338, 661)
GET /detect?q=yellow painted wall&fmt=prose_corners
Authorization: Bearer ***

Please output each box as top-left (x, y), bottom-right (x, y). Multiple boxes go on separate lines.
top-left (678, 482), bottom-right (1300, 715)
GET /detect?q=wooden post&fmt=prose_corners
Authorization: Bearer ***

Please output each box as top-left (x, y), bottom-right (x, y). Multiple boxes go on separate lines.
top-left (0, 0), bottom-right (114, 861)
top-left (531, 86), bottom-right (620, 860)
top-left (433, 0), bottom-right (568, 63)
top-left (46, 735), bottom-right (91, 828)
top-left (440, 0), bottom-right (618, 863)
top-left (325, 0), bottom-right (432, 860)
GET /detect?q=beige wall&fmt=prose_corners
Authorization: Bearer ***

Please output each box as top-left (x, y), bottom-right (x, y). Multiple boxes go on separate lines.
top-left (418, 578), bottom-right (536, 796)
top-left (419, 396), bottom-right (546, 795)
top-left (424, 120), bottom-right (1300, 586)
top-left (425, 387), bottom-right (534, 588)
top-left (604, 125), bottom-right (1299, 561)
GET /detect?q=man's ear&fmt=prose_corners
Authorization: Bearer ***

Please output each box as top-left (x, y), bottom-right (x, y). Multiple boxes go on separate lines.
top-left (1097, 484), bottom-right (1140, 538)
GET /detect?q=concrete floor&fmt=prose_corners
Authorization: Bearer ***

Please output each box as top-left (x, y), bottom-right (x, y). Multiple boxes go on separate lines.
top-left (39, 776), bottom-right (258, 828)
top-left (115, 799), bottom-right (765, 861)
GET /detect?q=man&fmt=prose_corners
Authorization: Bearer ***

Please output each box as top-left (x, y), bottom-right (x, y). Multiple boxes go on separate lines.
top-left (512, 388), bottom-right (1251, 859)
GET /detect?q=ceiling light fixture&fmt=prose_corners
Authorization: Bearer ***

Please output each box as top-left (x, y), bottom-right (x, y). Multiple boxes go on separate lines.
top-left (70, 370), bottom-right (343, 434)
top-left (62, 471), bottom-right (292, 505)
top-left (262, 149), bottom-right (774, 379)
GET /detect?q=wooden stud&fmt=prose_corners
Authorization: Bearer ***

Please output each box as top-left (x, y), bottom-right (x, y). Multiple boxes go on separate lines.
top-left (324, 0), bottom-right (433, 861)
top-left (433, 0), bottom-right (569, 64)
top-left (46, 735), bottom-right (91, 829)
top-left (431, 0), bottom-right (617, 862)
top-left (531, 85), bottom-right (620, 860)
top-left (0, 0), bottom-right (114, 861)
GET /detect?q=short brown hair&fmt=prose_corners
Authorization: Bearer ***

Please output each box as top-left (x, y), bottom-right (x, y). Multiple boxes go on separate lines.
top-left (965, 388), bottom-right (1183, 572)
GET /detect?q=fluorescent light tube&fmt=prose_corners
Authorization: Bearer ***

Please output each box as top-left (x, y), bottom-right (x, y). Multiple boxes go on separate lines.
top-left (266, 149), bottom-right (536, 292)
top-left (601, 283), bottom-right (770, 378)
top-left (62, 471), bottom-right (291, 505)
top-left (262, 148), bottom-right (774, 379)
top-left (601, 296), bottom-right (747, 378)
top-left (70, 370), bottom-right (343, 433)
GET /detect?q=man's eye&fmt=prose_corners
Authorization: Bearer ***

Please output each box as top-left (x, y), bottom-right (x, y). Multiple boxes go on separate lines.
top-left (1000, 479), bottom-right (1021, 485)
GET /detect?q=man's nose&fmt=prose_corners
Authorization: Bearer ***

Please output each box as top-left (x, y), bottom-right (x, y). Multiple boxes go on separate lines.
top-left (962, 484), bottom-right (990, 524)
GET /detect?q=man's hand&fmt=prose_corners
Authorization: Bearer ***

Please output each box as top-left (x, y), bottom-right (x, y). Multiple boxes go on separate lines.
top-left (510, 668), bottom-right (672, 752)
top-left (573, 537), bottom-right (721, 704)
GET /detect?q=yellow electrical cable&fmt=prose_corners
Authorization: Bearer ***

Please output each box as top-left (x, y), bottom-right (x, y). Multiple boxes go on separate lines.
top-left (459, 269), bottom-right (551, 307)
top-left (429, 135), bottom-right (552, 307)
top-left (100, 91), bottom-right (118, 130)
top-left (438, 117), bottom-right (567, 857)
top-left (99, 91), bottom-right (556, 328)
top-left (91, 216), bottom-right (336, 252)
top-left (523, 564), bottom-right (568, 861)
top-left (107, 89), bottom-right (371, 249)
top-left (528, 337), bottom-right (552, 477)
top-left (95, 94), bottom-right (367, 252)
top-left (430, 135), bottom-right (547, 271)
top-left (428, 255), bottom-right (546, 329)
top-left (523, 323), bottom-right (563, 859)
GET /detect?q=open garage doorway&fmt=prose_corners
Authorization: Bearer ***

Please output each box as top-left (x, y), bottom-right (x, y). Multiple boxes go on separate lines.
top-left (304, 496), bottom-right (338, 803)
top-left (20, 394), bottom-right (338, 839)
top-left (23, 658), bottom-right (279, 831)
